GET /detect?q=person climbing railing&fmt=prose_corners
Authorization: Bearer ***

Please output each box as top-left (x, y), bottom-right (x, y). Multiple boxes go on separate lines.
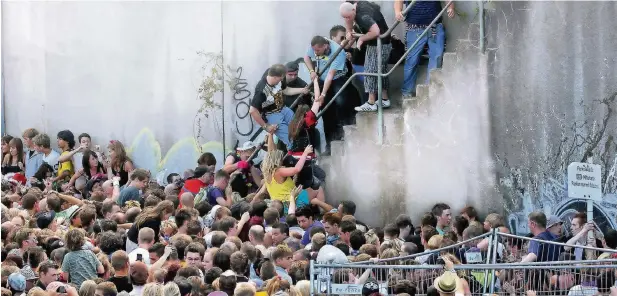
top-left (318, 0), bottom-right (454, 145)
top-left (244, 1), bottom-right (421, 162)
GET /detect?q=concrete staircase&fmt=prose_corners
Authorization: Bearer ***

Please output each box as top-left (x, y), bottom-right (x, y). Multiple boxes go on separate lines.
top-left (320, 49), bottom-right (497, 227)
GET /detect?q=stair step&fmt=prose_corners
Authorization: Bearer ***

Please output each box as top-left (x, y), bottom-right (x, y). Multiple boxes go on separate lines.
top-left (330, 140), bottom-right (345, 157)
top-left (442, 52), bottom-right (458, 72)
top-left (384, 112), bottom-right (405, 145)
top-left (343, 125), bottom-right (359, 143)
top-left (416, 84), bottom-right (429, 100)
top-left (429, 68), bottom-right (444, 85)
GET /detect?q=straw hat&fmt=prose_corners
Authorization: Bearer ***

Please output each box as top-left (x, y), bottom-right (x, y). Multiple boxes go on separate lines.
top-left (433, 271), bottom-right (461, 294)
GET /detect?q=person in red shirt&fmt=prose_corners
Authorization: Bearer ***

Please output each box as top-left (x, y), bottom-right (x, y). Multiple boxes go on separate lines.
top-left (178, 166), bottom-right (213, 200)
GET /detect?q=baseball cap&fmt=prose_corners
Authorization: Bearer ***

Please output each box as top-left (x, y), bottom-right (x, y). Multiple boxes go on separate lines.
top-left (362, 279), bottom-right (380, 296)
top-left (20, 266), bottom-right (37, 281)
top-left (130, 261), bottom-right (149, 286)
top-left (65, 205), bottom-right (81, 221)
top-left (45, 238), bottom-right (65, 255)
top-left (11, 173), bottom-right (27, 186)
top-left (547, 215), bottom-right (563, 228)
top-left (285, 61), bottom-right (299, 73)
top-left (8, 273), bottom-right (26, 291)
top-left (36, 211), bottom-right (56, 229)
top-left (236, 141), bottom-right (256, 151)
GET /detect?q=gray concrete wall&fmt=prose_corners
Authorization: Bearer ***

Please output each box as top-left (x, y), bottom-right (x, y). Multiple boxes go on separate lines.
top-left (484, 1), bottom-right (617, 233)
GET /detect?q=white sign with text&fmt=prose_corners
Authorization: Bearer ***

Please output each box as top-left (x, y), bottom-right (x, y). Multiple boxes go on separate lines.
top-left (330, 284), bottom-right (388, 295)
top-left (567, 162), bottom-right (602, 201)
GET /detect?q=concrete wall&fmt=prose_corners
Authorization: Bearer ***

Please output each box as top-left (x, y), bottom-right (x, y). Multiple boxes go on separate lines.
top-left (485, 1), bottom-right (617, 233)
top-left (1, 1), bottom-right (343, 178)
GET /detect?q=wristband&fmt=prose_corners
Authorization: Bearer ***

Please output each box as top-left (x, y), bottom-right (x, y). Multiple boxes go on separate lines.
top-left (309, 70), bottom-right (315, 74)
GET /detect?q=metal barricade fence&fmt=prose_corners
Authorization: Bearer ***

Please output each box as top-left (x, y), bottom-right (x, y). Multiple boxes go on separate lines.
top-left (309, 261), bottom-right (617, 295)
top-left (309, 231), bottom-right (617, 295)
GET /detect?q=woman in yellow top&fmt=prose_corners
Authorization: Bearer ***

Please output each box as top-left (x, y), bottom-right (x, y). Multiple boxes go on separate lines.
top-left (261, 132), bottom-right (313, 202)
top-left (53, 130), bottom-right (76, 185)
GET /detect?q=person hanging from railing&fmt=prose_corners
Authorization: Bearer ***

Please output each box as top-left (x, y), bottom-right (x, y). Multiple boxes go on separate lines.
top-left (282, 61), bottom-right (312, 111)
top-left (394, 0), bottom-right (455, 99)
top-left (260, 129), bottom-right (324, 207)
top-left (249, 64), bottom-right (310, 150)
top-left (304, 35), bottom-right (349, 154)
top-left (340, 1), bottom-right (392, 112)
top-left (284, 91), bottom-right (327, 192)
top-left (330, 25), bottom-right (368, 106)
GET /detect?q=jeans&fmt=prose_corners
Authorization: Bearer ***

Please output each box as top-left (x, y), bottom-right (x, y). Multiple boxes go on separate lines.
top-left (319, 77), bottom-right (349, 146)
top-left (351, 64), bottom-right (369, 104)
top-left (265, 106), bottom-right (294, 149)
top-left (402, 23), bottom-right (446, 96)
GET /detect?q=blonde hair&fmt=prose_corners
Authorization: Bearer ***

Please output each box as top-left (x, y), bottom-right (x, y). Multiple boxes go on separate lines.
top-left (234, 282), bottom-right (257, 296)
top-left (295, 280), bottom-right (310, 296)
top-left (162, 282), bottom-right (180, 296)
top-left (107, 140), bottom-right (131, 170)
top-left (79, 280), bottom-right (97, 296)
top-left (427, 235), bottom-right (443, 250)
top-left (266, 276), bottom-right (291, 296)
top-left (142, 283), bottom-right (163, 296)
top-left (97, 252), bottom-right (114, 276)
top-left (27, 287), bottom-right (47, 296)
top-left (261, 150), bottom-right (285, 183)
top-left (365, 229), bottom-right (379, 246)
top-left (161, 220), bottom-right (178, 236)
top-left (135, 200), bottom-right (174, 226)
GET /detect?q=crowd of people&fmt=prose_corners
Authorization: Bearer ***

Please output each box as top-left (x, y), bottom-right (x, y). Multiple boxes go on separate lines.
top-left (2, 1), bottom-right (617, 296)
top-left (2, 125), bottom-right (617, 296)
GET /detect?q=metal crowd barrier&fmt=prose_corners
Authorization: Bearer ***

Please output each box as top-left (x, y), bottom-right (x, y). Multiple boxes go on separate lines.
top-left (309, 231), bottom-right (617, 295)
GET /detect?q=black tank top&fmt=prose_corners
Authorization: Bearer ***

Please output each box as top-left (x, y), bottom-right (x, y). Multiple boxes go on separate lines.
top-left (112, 162), bottom-right (129, 187)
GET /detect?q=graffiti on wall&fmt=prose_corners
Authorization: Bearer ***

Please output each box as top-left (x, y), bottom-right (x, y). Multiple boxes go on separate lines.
top-left (498, 92), bottom-right (617, 235)
top-left (124, 128), bottom-right (226, 185)
top-left (193, 51), bottom-right (260, 152)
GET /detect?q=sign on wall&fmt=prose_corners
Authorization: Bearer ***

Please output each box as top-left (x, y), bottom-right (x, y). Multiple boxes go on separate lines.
top-left (567, 162), bottom-right (602, 201)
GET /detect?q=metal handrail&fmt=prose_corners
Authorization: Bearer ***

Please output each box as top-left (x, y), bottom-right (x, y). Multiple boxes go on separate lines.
top-left (244, 1), bottom-right (421, 161)
top-left (316, 0), bottom-right (453, 145)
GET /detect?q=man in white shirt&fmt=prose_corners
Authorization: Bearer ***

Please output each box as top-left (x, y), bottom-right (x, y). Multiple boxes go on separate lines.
top-left (32, 134), bottom-right (60, 172)
top-left (128, 227), bottom-right (155, 266)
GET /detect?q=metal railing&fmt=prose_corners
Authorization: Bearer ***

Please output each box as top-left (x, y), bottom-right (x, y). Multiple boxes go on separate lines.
top-left (309, 230), bottom-right (617, 295)
top-left (245, 0), bottom-right (486, 159)
top-left (309, 262), bottom-right (617, 295)
top-left (317, 0), bottom-right (453, 145)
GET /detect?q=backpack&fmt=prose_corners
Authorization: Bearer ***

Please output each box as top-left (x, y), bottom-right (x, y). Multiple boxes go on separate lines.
top-left (194, 185), bottom-right (215, 205)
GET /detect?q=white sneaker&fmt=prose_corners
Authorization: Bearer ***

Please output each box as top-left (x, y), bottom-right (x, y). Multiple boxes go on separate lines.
top-left (355, 102), bottom-right (378, 112)
top-left (381, 99), bottom-right (391, 108)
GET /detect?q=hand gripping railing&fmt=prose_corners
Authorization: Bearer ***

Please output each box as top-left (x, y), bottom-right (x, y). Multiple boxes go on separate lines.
top-left (316, 0), bottom-right (453, 145)
top-left (246, 0), bottom-right (466, 161)
top-left (243, 1), bottom-right (420, 163)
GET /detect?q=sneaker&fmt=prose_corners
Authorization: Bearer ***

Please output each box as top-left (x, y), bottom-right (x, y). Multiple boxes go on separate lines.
top-left (381, 99), bottom-right (391, 108)
top-left (355, 102), bottom-right (377, 112)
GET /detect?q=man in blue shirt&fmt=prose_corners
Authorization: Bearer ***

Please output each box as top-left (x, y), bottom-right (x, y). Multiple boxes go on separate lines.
top-left (394, 0), bottom-right (455, 98)
top-left (296, 206), bottom-right (324, 246)
top-left (304, 36), bottom-right (349, 154)
top-left (522, 211), bottom-right (562, 262)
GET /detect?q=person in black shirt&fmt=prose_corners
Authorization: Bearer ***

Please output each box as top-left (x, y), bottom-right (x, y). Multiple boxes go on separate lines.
top-left (340, 1), bottom-right (392, 112)
top-left (330, 25), bottom-right (367, 105)
top-left (249, 64), bottom-right (309, 149)
top-left (283, 61), bottom-right (311, 110)
top-left (108, 251), bottom-right (133, 293)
